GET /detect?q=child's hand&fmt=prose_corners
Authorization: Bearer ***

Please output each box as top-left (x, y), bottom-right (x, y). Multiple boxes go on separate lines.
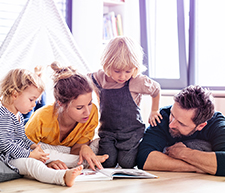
top-left (148, 110), bottom-right (163, 127)
top-left (29, 144), bottom-right (49, 163)
top-left (30, 143), bottom-right (45, 153)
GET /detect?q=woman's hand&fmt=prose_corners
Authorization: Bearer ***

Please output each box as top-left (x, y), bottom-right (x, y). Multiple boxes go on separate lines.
top-left (46, 160), bottom-right (68, 170)
top-left (78, 144), bottom-right (103, 171)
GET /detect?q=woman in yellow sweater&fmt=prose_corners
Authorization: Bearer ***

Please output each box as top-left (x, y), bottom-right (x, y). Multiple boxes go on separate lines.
top-left (25, 62), bottom-right (108, 171)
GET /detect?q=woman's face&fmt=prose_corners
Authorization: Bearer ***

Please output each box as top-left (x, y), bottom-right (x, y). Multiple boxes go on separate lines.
top-left (64, 92), bottom-right (93, 124)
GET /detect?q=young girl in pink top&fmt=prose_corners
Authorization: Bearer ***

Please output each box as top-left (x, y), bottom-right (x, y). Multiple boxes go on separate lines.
top-left (90, 36), bottom-right (162, 168)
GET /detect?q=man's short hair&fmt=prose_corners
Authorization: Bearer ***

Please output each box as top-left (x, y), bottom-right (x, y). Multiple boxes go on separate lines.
top-left (174, 85), bottom-right (215, 126)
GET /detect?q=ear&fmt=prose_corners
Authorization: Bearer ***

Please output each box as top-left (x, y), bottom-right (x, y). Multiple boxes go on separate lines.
top-left (196, 122), bottom-right (207, 131)
top-left (12, 90), bottom-right (19, 99)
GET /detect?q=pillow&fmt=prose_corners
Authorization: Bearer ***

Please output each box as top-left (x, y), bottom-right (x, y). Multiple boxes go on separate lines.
top-left (0, 161), bottom-right (21, 182)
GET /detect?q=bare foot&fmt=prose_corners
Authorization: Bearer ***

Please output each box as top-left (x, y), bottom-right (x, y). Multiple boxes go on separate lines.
top-left (97, 154), bottom-right (109, 163)
top-left (64, 165), bottom-right (83, 187)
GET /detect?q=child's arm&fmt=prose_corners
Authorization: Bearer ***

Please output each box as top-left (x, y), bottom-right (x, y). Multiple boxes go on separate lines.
top-left (0, 115), bottom-right (33, 159)
top-left (148, 93), bottom-right (163, 127)
top-left (30, 143), bottom-right (45, 153)
top-left (30, 143), bottom-right (38, 150)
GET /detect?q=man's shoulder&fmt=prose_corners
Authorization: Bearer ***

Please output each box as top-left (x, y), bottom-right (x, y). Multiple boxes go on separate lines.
top-left (145, 105), bottom-right (171, 133)
top-left (213, 111), bottom-right (225, 118)
top-left (160, 105), bottom-right (172, 117)
top-left (202, 111), bottom-right (225, 133)
top-left (207, 111), bottom-right (225, 125)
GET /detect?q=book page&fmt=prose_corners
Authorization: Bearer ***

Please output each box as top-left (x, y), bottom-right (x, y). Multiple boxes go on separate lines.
top-left (98, 168), bottom-right (158, 179)
top-left (75, 169), bottom-right (112, 181)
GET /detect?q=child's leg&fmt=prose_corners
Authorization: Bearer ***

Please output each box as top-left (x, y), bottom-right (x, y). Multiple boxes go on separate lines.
top-left (98, 136), bottom-right (118, 168)
top-left (64, 165), bottom-right (83, 187)
top-left (89, 138), bottom-right (100, 154)
top-left (9, 158), bottom-right (82, 186)
top-left (117, 142), bottom-right (139, 168)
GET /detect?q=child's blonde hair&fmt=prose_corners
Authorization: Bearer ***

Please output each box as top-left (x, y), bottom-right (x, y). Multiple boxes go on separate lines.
top-left (0, 68), bottom-right (45, 105)
top-left (101, 36), bottom-right (146, 78)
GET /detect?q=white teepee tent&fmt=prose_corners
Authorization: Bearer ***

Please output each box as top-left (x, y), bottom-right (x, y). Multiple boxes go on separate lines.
top-left (0, 0), bottom-right (91, 103)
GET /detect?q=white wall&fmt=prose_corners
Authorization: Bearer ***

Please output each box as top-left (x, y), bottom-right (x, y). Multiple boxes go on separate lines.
top-left (72, 0), bottom-right (103, 71)
top-left (140, 91), bottom-right (225, 126)
top-left (71, 0), bottom-right (141, 71)
top-left (123, 0), bottom-right (140, 42)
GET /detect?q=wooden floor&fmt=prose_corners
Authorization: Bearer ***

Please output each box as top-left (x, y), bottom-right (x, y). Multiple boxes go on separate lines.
top-left (1, 171), bottom-right (225, 193)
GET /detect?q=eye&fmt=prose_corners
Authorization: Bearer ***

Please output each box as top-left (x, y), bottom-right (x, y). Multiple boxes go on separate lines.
top-left (126, 70), bottom-right (131, 73)
top-left (88, 101), bottom-right (92, 106)
top-left (114, 70), bottom-right (120, 73)
top-left (76, 106), bottom-right (83, 110)
top-left (179, 122), bottom-right (186, 127)
top-left (30, 99), bottom-right (35, 102)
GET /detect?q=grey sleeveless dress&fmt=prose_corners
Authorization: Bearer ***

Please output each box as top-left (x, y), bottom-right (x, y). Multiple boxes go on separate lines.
top-left (92, 75), bottom-right (145, 168)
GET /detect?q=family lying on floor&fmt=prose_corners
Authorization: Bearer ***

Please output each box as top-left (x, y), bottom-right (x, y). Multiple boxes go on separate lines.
top-left (0, 36), bottom-right (225, 187)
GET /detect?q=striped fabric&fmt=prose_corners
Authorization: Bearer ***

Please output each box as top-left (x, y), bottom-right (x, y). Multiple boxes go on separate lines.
top-left (0, 105), bottom-right (34, 170)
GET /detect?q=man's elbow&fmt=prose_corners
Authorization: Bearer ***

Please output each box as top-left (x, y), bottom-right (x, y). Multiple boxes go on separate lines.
top-left (136, 153), bottom-right (153, 170)
top-left (136, 151), bottom-right (150, 170)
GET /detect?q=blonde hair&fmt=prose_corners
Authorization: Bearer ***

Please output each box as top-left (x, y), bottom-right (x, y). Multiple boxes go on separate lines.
top-left (51, 61), bottom-right (93, 106)
top-left (101, 36), bottom-right (146, 78)
top-left (0, 68), bottom-right (45, 105)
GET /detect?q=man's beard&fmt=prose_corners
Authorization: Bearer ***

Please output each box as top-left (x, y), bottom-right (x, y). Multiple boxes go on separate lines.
top-left (169, 128), bottom-right (182, 138)
top-left (169, 127), bottom-right (197, 138)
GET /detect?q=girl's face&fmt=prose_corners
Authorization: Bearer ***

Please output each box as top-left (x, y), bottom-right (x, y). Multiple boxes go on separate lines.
top-left (64, 92), bottom-right (93, 124)
top-left (110, 67), bottom-right (135, 84)
top-left (14, 85), bottom-right (42, 115)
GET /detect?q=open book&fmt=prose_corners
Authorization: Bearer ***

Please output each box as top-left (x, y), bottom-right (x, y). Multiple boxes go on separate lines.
top-left (75, 168), bottom-right (158, 181)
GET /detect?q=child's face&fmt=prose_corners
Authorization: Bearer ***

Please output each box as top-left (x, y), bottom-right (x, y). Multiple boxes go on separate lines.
top-left (110, 67), bottom-right (135, 84)
top-left (63, 92), bottom-right (93, 124)
top-left (14, 85), bottom-right (42, 114)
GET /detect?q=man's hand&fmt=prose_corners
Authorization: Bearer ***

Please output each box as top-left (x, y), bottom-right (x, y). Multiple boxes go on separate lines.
top-left (165, 142), bottom-right (216, 174)
top-left (165, 142), bottom-right (187, 159)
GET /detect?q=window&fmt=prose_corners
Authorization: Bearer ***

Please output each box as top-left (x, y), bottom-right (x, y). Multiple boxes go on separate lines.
top-left (140, 0), bottom-right (188, 89)
top-left (0, 0), bottom-right (71, 46)
top-left (189, 0), bottom-right (225, 90)
top-left (140, 0), bottom-right (225, 90)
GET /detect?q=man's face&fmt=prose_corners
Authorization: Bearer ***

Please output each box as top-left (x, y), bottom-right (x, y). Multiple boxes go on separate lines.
top-left (169, 102), bottom-right (198, 138)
